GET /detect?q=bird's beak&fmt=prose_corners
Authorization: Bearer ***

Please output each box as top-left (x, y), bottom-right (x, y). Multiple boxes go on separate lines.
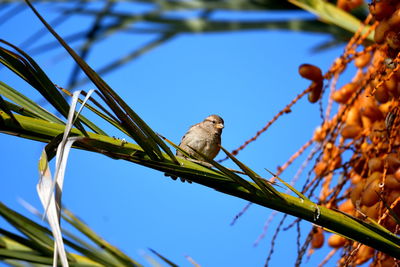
top-left (216, 123), bottom-right (224, 129)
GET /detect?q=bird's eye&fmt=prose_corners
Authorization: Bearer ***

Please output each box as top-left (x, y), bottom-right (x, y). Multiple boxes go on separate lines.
top-left (212, 120), bottom-right (216, 124)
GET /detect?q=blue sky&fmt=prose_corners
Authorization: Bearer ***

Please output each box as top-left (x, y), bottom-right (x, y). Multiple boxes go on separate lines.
top-left (0, 2), bottom-right (354, 266)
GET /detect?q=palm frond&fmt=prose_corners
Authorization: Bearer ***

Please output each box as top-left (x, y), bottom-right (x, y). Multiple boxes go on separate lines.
top-left (0, 202), bottom-right (144, 266)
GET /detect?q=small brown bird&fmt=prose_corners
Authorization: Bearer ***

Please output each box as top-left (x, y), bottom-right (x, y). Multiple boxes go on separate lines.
top-left (167, 115), bottom-right (224, 183)
top-left (177, 114), bottom-right (224, 160)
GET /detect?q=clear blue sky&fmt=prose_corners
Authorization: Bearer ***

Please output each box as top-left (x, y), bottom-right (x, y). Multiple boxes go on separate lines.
top-left (1, 2), bottom-right (352, 266)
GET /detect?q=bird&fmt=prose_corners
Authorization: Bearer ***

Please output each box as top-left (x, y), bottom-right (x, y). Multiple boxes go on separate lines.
top-left (168, 114), bottom-right (224, 183)
top-left (177, 114), bottom-right (224, 160)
